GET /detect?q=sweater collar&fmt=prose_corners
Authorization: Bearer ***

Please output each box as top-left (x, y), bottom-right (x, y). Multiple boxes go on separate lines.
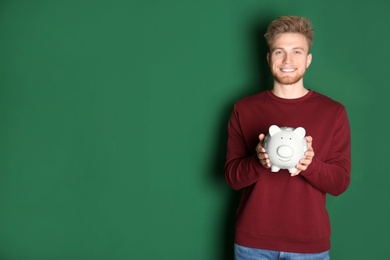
top-left (267, 89), bottom-right (313, 103)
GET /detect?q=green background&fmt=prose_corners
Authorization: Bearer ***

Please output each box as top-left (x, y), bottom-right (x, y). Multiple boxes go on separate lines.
top-left (0, 0), bottom-right (389, 259)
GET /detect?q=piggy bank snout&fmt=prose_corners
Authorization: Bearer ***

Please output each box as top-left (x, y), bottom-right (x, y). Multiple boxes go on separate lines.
top-left (276, 145), bottom-right (294, 158)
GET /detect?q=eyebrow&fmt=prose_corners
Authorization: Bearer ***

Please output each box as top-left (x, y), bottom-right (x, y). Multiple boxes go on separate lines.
top-left (271, 47), bottom-right (306, 52)
top-left (271, 47), bottom-right (308, 54)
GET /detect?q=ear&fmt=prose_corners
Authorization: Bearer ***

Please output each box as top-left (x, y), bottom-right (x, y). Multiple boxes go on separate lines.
top-left (293, 127), bottom-right (306, 138)
top-left (269, 125), bottom-right (281, 136)
top-left (306, 53), bottom-right (312, 68)
top-left (267, 52), bottom-right (270, 64)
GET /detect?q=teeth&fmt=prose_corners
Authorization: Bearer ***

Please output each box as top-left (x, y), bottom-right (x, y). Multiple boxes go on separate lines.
top-left (281, 68), bottom-right (296, 72)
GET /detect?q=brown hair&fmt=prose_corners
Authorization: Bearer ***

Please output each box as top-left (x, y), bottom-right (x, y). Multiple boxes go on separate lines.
top-left (264, 16), bottom-right (314, 50)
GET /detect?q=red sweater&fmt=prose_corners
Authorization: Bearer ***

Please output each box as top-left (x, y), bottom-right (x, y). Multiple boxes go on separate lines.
top-left (224, 90), bottom-right (351, 253)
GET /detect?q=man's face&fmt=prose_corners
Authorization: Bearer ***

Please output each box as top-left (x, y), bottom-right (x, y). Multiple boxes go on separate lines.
top-left (267, 33), bottom-right (312, 85)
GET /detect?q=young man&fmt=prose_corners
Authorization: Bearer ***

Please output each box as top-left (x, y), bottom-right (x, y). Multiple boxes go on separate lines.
top-left (224, 16), bottom-right (351, 259)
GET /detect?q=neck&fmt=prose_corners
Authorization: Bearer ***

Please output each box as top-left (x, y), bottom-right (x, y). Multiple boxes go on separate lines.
top-left (272, 80), bottom-right (309, 99)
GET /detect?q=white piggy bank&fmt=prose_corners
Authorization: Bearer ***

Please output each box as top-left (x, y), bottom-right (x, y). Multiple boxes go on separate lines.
top-left (263, 125), bottom-right (308, 174)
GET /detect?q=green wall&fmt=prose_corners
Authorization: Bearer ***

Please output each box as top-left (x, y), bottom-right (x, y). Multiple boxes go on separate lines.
top-left (0, 0), bottom-right (389, 259)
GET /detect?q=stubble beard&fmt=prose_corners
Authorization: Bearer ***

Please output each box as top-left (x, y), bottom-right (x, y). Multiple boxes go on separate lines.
top-left (273, 71), bottom-right (305, 85)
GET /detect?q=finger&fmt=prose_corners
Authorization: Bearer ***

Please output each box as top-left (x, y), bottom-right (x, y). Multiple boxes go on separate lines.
top-left (296, 163), bottom-right (308, 170)
top-left (259, 133), bottom-right (265, 141)
top-left (262, 158), bottom-right (271, 168)
top-left (257, 153), bottom-right (266, 161)
top-left (290, 170), bottom-right (301, 177)
top-left (257, 146), bottom-right (266, 153)
top-left (297, 162), bottom-right (309, 170)
top-left (265, 159), bottom-right (271, 168)
top-left (305, 136), bottom-right (313, 149)
top-left (304, 150), bottom-right (314, 158)
top-left (298, 157), bottom-right (309, 166)
top-left (258, 157), bottom-right (270, 168)
top-left (300, 157), bottom-right (311, 165)
top-left (259, 134), bottom-right (267, 147)
top-left (258, 152), bottom-right (269, 160)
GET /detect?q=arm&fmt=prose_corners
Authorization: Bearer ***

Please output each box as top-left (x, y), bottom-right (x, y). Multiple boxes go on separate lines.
top-left (224, 106), bottom-right (267, 190)
top-left (299, 109), bottom-right (351, 196)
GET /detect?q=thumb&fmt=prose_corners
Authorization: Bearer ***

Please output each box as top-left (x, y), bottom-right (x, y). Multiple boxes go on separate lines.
top-left (259, 133), bottom-right (265, 141)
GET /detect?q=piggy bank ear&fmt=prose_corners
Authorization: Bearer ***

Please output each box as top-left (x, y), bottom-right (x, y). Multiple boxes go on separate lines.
top-left (269, 125), bottom-right (281, 136)
top-left (293, 127), bottom-right (306, 138)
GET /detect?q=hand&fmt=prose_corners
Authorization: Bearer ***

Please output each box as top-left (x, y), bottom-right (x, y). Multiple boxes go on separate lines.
top-left (256, 134), bottom-right (271, 169)
top-left (291, 136), bottom-right (314, 177)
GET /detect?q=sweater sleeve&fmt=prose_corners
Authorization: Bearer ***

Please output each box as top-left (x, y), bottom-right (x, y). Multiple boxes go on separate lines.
top-left (224, 105), bottom-right (265, 190)
top-left (300, 108), bottom-right (351, 196)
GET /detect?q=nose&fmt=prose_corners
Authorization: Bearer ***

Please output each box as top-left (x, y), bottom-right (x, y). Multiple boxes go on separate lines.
top-left (277, 145), bottom-right (294, 158)
top-left (283, 53), bottom-right (292, 64)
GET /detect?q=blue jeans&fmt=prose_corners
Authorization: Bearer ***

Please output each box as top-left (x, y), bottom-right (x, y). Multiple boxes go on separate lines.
top-left (235, 244), bottom-right (330, 260)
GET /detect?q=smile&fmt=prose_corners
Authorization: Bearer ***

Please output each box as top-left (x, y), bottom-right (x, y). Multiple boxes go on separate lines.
top-left (278, 158), bottom-right (291, 162)
top-left (280, 68), bottom-right (296, 73)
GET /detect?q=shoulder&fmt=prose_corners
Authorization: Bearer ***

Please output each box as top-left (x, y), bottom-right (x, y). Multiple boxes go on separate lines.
top-left (311, 91), bottom-right (346, 110)
top-left (309, 91), bottom-right (349, 122)
top-left (234, 91), bottom-right (270, 109)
